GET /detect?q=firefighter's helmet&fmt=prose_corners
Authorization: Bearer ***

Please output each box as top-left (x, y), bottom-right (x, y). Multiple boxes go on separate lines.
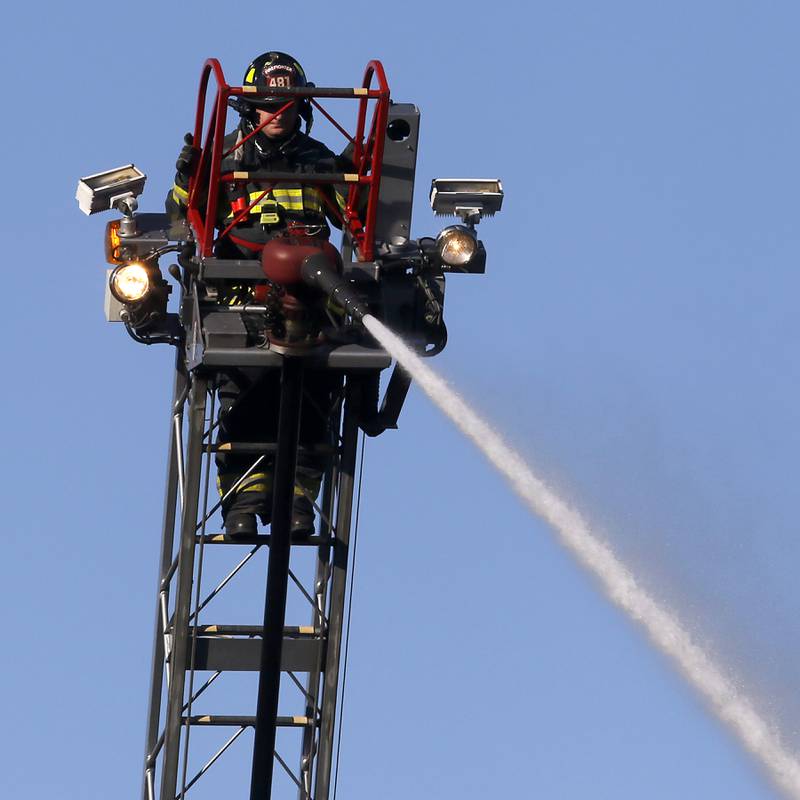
top-left (241, 51), bottom-right (314, 131)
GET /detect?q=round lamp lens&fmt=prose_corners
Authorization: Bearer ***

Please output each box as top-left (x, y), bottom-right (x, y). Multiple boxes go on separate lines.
top-left (111, 263), bottom-right (149, 302)
top-left (437, 226), bottom-right (477, 266)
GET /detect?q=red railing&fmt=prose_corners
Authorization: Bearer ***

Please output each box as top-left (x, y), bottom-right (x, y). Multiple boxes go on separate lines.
top-left (186, 58), bottom-right (390, 262)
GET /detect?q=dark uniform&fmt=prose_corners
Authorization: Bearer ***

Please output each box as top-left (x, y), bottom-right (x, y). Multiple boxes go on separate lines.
top-left (167, 125), bottom-right (344, 259)
top-left (167, 51), bottom-right (348, 537)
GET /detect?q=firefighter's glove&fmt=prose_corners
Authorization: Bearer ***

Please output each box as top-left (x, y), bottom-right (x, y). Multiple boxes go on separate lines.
top-left (176, 133), bottom-right (198, 179)
top-left (338, 144), bottom-right (360, 171)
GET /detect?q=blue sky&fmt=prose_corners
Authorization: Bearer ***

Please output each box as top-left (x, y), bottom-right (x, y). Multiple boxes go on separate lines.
top-left (1, 1), bottom-right (798, 798)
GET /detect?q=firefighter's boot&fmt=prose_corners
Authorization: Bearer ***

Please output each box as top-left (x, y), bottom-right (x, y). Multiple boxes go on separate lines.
top-left (218, 468), bottom-right (272, 537)
top-left (291, 465), bottom-right (322, 539)
top-left (225, 512), bottom-right (258, 538)
top-left (291, 495), bottom-right (316, 539)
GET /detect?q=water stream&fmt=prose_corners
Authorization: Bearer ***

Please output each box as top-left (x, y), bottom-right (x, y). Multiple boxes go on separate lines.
top-left (362, 314), bottom-right (800, 799)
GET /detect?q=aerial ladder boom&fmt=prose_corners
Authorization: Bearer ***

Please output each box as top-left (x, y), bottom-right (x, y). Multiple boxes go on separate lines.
top-left (76, 57), bottom-right (502, 800)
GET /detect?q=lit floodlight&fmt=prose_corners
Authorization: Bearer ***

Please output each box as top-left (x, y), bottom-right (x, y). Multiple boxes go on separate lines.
top-left (436, 225), bottom-right (478, 266)
top-left (110, 263), bottom-right (150, 303)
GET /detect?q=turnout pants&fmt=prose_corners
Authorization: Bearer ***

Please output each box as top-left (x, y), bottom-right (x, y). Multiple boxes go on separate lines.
top-left (215, 368), bottom-right (337, 529)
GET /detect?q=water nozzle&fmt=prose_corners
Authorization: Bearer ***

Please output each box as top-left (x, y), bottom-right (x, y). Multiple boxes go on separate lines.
top-left (301, 253), bottom-right (369, 321)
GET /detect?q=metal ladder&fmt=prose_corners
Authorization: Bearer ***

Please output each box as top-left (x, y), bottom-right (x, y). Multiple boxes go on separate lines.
top-left (142, 355), bottom-right (364, 800)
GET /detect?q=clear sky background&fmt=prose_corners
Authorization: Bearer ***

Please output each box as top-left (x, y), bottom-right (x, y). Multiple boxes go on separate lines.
top-left (1, 1), bottom-right (798, 798)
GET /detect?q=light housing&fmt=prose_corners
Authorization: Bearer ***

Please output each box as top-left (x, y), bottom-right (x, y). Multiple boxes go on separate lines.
top-left (436, 225), bottom-right (478, 267)
top-left (104, 220), bottom-right (124, 264)
top-left (429, 178), bottom-right (503, 225)
top-left (75, 164), bottom-right (146, 215)
top-left (110, 262), bottom-right (150, 303)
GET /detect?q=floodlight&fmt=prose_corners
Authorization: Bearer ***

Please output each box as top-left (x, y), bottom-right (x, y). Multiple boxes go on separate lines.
top-left (429, 178), bottom-right (503, 226)
top-left (110, 262), bottom-right (150, 303)
top-left (76, 165), bottom-right (147, 215)
top-left (436, 226), bottom-right (478, 266)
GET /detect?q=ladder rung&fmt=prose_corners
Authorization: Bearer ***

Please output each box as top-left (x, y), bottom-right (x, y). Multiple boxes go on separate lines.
top-left (185, 715), bottom-right (314, 727)
top-left (194, 625), bottom-right (317, 637)
top-left (211, 442), bottom-right (337, 455)
top-left (196, 534), bottom-right (333, 546)
top-left (189, 637), bottom-right (322, 672)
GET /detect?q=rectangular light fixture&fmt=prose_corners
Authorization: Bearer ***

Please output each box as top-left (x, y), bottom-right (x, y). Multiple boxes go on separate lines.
top-left (76, 164), bottom-right (147, 215)
top-left (429, 178), bottom-right (504, 219)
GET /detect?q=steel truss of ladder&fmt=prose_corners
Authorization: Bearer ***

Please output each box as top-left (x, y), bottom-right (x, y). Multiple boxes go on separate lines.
top-left (142, 354), bottom-right (365, 800)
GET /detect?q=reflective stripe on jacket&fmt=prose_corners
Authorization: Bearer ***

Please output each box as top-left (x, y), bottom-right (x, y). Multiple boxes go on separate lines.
top-left (166, 123), bottom-right (347, 233)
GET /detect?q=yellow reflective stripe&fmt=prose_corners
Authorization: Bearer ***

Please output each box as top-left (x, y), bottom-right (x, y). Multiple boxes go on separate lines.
top-left (222, 187), bottom-right (327, 218)
top-left (251, 200), bottom-right (279, 214)
top-left (240, 473), bottom-right (272, 494)
top-left (334, 188), bottom-right (347, 212)
top-left (241, 483), bottom-right (268, 494)
top-left (249, 190), bottom-right (269, 201)
top-left (241, 472), bottom-right (271, 484)
top-left (225, 197), bottom-right (280, 219)
top-left (172, 184), bottom-right (189, 204)
top-left (302, 187), bottom-right (324, 213)
top-left (272, 188), bottom-right (304, 211)
top-left (245, 67), bottom-right (256, 83)
top-left (217, 471), bottom-right (273, 497)
top-left (272, 188), bottom-right (303, 200)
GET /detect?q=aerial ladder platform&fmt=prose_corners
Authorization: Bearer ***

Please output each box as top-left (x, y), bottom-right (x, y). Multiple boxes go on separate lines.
top-left (77, 57), bottom-right (502, 800)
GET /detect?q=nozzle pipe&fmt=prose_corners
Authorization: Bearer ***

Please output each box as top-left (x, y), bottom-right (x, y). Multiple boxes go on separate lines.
top-left (301, 253), bottom-right (369, 321)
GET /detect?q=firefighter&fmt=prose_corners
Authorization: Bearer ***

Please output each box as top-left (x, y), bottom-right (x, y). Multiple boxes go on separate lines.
top-left (167, 51), bottom-right (344, 257)
top-left (168, 51), bottom-right (345, 537)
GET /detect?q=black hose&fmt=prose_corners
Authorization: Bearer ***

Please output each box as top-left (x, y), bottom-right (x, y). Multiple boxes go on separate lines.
top-left (124, 322), bottom-right (182, 347)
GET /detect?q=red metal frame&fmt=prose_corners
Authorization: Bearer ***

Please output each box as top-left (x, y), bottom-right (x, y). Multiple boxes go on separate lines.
top-left (186, 58), bottom-right (390, 262)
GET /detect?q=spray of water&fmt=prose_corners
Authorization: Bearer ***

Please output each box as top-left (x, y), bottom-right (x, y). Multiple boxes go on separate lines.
top-left (362, 314), bottom-right (800, 799)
